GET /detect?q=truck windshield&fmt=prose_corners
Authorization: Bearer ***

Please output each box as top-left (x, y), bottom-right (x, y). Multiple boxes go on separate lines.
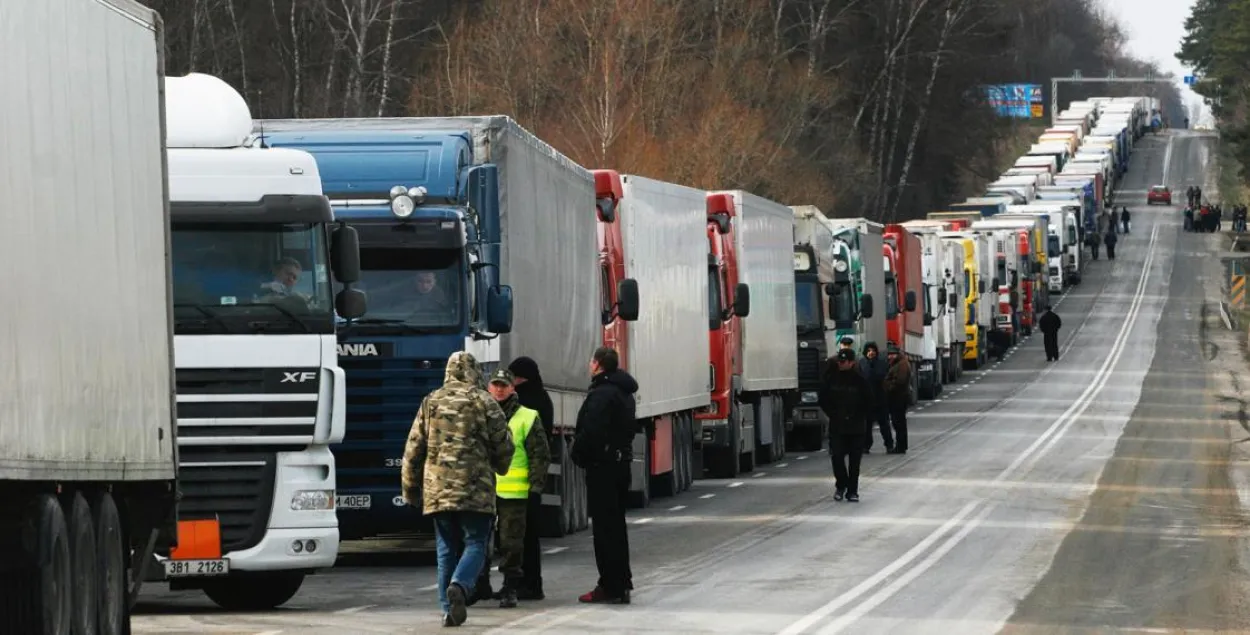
top-left (170, 222), bottom-right (333, 335)
top-left (346, 247), bottom-right (463, 331)
top-left (794, 280), bottom-right (823, 330)
top-left (1048, 235), bottom-right (1061, 258)
top-left (884, 275), bottom-right (900, 318)
top-left (997, 257), bottom-right (1007, 286)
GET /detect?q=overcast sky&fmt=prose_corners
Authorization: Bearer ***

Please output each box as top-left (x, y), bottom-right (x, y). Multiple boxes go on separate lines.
top-left (1102, 0), bottom-right (1209, 123)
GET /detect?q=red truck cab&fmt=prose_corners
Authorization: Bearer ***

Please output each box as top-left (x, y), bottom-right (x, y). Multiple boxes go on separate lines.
top-left (884, 225), bottom-right (923, 400)
top-left (698, 193), bottom-right (751, 478)
top-left (1015, 230), bottom-right (1035, 335)
top-left (594, 170), bottom-right (630, 363)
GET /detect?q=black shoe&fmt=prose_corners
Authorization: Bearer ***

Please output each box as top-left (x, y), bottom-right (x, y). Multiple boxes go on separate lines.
top-left (887, 448), bottom-right (906, 455)
top-left (847, 493), bottom-right (860, 502)
top-left (443, 614), bottom-right (459, 627)
top-left (447, 583), bottom-right (468, 625)
top-left (499, 587), bottom-right (518, 609)
top-left (516, 586), bottom-right (545, 601)
top-left (834, 488), bottom-right (846, 501)
top-left (885, 444), bottom-right (895, 453)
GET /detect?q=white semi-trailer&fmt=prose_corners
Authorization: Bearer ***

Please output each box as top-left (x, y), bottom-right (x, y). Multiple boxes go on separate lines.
top-left (0, 1), bottom-right (177, 633)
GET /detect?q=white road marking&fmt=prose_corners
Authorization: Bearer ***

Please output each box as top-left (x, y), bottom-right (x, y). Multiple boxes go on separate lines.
top-left (419, 584), bottom-right (439, 592)
top-left (778, 223), bottom-right (1162, 635)
top-left (753, 472), bottom-right (767, 478)
top-left (797, 455), bottom-right (810, 460)
top-left (544, 546), bottom-right (568, 555)
top-left (728, 481), bottom-right (744, 488)
top-left (632, 517), bottom-right (654, 525)
top-left (334, 605), bottom-right (376, 614)
top-left (778, 463), bottom-right (790, 468)
top-left (669, 505), bottom-right (687, 511)
top-left (700, 493), bottom-right (716, 499)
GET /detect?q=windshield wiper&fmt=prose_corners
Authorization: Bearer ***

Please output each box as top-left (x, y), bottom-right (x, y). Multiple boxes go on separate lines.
top-left (240, 303), bottom-right (311, 333)
top-left (174, 303), bottom-right (232, 332)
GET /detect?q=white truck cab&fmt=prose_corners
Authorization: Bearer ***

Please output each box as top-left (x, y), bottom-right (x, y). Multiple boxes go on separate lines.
top-left (153, 73), bottom-right (366, 610)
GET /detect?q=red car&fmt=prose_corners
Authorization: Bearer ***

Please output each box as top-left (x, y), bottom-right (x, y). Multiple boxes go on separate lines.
top-left (1147, 185), bottom-right (1171, 205)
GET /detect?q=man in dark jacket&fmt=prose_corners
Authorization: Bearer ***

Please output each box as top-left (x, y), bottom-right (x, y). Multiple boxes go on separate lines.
top-left (857, 342), bottom-right (892, 453)
top-left (819, 348), bottom-right (872, 502)
top-left (1120, 207), bottom-right (1131, 234)
top-left (882, 342), bottom-right (912, 454)
top-left (1104, 230), bottom-right (1118, 260)
top-left (507, 356), bottom-right (555, 599)
top-left (571, 346), bottom-right (639, 604)
top-left (1039, 305), bottom-right (1062, 362)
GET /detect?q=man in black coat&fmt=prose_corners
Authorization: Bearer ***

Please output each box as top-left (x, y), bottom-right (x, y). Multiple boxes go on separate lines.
top-left (819, 348), bottom-right (872, 502)
top-left (1039, 305), bottom-right (1062, 362)
top-left (571, 347), bottom-right (639, 605)
top-left (506, 356), bottom-right (556, 600)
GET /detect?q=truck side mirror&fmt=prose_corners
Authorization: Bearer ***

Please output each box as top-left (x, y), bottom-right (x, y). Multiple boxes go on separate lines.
top-left (923, 313), bottom-right (934, 326)
top-left (330, 224), bottom-right (361, 284)
top-left (486, 285), bottom-right (514, 334)
top-left (992, 277), bottom-right (1000, 289)
top-left (335, 288), bottom-right (367, 320)
top-left (978, 280), bottom-right (986, 294)
top-left (616, 278), bottom-right (640, 322)
top-left (860, 294), bottom-right (874, 319)
top-left (733, 283), bottom-right (751, 318)
top-left (904, 290), bottom-right (917, 312)
top-left (937, 288), bottom-right (948, 306)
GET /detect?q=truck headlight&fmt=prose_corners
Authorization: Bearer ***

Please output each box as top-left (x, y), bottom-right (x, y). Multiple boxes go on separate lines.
top-left (290, 490), bottom-right (335, 511)
top-left (801, 391), bottom-right (818, 404)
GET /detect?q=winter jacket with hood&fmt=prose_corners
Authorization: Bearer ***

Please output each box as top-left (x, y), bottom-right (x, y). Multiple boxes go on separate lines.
top-left (401, 351), bottom-right (514, 515)
top-left (857, 342), bottom-right (888, 400)
top-left (571, 369), bottom-right (639, 468)
top-left (508, 356), bottom-right (555, 435)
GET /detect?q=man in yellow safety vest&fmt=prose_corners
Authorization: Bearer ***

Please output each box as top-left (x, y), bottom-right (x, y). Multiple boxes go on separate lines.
top-left (484, 368), bottom-right (551, 607)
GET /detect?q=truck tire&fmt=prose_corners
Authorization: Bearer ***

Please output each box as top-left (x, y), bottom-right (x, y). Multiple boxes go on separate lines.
top-left (704, 406), bottom-right (741, 479)
top-left (771, 405), bottom-right (786, 461)
top-left (92, 493), bottom-right (126, 635)
top-left (676, 415), bottom-right (692, 492)
top-left (630, 441), bottom-right (653, 508)
top-left (67, 492), bottom-right (98, 635)
top-left (202, 572), bottom-right (304, 611)
top-left (16, 494), bottom-right (72, 635)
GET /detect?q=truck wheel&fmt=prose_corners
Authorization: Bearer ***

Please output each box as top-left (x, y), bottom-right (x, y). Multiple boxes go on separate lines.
top-left (630, 441), bottom-right (653, 507)
top-left (772, 405), bottom-right (786, 461)
top-left (67, 492), bottom-right (98, 635)
top-left (203, 572), bottom-right (305, 610)
top-left (677, 415), bottom-right (693, 492)
top-left (92, 493), bottom-right (126, 635)
top-left (16, 494), bottom-right (71, 635)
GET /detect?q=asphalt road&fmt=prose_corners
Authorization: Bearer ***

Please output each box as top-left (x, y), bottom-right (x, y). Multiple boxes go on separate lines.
top-left (134, 130), bottom-right (1250, 635)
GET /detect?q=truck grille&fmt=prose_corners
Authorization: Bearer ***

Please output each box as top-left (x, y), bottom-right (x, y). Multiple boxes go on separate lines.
top-left (797, 347), bottom-right (825, 390)
top-left (176, 446), bottom-right (278, 552)
top-left (174, 367), bottom-right (318, 553)
top-left (335, 358), bottom-right (445, 489)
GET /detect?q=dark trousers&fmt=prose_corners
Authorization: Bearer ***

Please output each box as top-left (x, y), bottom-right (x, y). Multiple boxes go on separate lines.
top-left (828, 433), bottom-right (864, 495)
top-left (864, 400), bottom-right (893, 450)
top-left (1106, 243), bottom-right (1116, 260)
top-left (889, 403), bottom-right (908, 452)
top-left (520, 492), bottom-right (543, 591)
top-left (1122, 220), bottom-right (1130, 233)
top-left (1043, 332), bottom-right (1059, 361)
top-left (586, 461), bottom-right (632, 597)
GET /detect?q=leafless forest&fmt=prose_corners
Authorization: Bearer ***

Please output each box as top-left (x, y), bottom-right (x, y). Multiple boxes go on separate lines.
top-left (141, 0), bottom-right (1183, 220)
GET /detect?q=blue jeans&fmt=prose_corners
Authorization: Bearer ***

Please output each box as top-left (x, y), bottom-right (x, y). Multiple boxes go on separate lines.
top-left (433, 511), bottom-right (494, 614)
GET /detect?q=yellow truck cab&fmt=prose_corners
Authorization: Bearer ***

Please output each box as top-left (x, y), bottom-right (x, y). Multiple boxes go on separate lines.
top-left (954, 237), bottom-right (982, 367)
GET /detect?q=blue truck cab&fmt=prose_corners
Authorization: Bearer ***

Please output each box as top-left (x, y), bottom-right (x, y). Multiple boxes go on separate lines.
top-left (256, 122), bottom-right (514, 539)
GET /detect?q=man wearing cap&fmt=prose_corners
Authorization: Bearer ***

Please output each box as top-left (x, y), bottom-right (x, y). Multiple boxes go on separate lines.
top-left (882, 342), bottom-right (913, 454)
top-left (819, 348), bottom-right (872, 502)
top-left (839, 337), bottom-right (855, 352)
top-left (482, 368), bottom-right (551, 608)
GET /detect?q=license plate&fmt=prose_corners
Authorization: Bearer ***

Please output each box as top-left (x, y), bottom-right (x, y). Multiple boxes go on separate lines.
top-left (336, 494), bottom-right (371, 510)
top-left (801, 411), bottom-right (818, 420)
top-left (164, 558), bottom-right (229, 577)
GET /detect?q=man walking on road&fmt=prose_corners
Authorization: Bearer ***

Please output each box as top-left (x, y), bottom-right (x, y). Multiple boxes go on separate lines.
top-left (1121, 207), bottom-right (1131, 234)
top-left (857, 342), bottom-right (892, 453)
top-left (1039, 305), bottom-right (1062, 362)
top-left (1104, 230), bottom-right (1118, 260)
top-left (402, 351), bottom-right (514, 627)
top-left (883, 343), bottom-right (912, 454)
top-left (571, 346), bottom-right (639, 605)
top-left (819, 348), bottom-right (872, 502)
top-left (507, 356), bottom-right (554, 599)
top-left (482, 368), bottom-right (550, 608)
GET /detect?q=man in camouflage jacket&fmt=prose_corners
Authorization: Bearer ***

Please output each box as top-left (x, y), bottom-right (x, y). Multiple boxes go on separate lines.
top-left (402, 351), bottom-right (514, 627)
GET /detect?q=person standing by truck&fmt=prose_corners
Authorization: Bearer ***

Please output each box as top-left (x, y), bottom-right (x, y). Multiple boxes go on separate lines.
top-left (507, 356), bottom-right (555, 599)
top-left (819, 349), bottom-right (872, 502)
top-left (1120, 207), bottom-right (1131, 234)
top-left (402, 351), bottom-right (514, 627)
top-left (1039, 306), bottom-right (1063, 362)
top-left (572, 346), bottom-right (639, 604)
top-left (883, 343), bottom-right (913, 454)
top-left (857, 342), bottom-right (892, 453)
top-left (481, 368), bottom-right (550, 608)
top-left (1104, 230), bottom-right (1118, 261)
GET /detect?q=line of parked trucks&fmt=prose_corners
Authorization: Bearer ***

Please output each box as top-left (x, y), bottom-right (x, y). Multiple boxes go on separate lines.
top-left (1, 2), bottom-right (1160, 630)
